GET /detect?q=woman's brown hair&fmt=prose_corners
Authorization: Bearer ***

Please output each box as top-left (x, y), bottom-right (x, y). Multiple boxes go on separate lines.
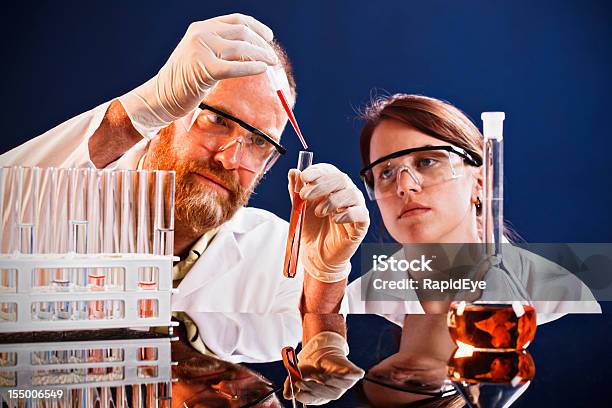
top-left (359, 94), bottom-right (483, 169)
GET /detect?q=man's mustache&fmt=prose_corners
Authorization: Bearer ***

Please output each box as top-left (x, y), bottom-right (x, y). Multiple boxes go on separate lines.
top-left (182, 160), bottom-right (243, 195)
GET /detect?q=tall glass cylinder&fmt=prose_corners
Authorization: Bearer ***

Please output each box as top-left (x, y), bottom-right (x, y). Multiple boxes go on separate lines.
top-left (481, 113), bottom-right (531, 303)
top-left (449, 113), bottom-right (533, 348)
top-left (481, 113), bottom-right (504, 263)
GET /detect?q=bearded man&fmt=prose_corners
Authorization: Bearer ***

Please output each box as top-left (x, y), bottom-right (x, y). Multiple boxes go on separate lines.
top-left (0, 14), bottom-right (369, 363)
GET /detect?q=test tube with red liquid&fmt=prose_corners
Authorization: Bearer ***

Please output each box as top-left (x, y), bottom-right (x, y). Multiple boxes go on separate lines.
top-left (138, 267), bottom-right (157, 318)
top-left (283, 151), bottom-right (313, 278)
top-left (282, 346), bottom-right (305, 408)
top-left (88, 273), bottom-right (106, 320)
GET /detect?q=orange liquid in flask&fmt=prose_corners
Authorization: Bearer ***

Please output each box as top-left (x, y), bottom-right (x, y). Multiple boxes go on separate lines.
top-left (448, 303), bottom-right (536, 350)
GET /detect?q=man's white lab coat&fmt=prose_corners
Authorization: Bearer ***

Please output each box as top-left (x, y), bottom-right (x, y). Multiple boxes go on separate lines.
top-left (0, 101), bottom-right (303, 363)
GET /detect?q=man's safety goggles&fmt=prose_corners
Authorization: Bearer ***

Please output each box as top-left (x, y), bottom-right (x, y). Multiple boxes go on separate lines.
top-left (189, 103), bottom-right (286, 174)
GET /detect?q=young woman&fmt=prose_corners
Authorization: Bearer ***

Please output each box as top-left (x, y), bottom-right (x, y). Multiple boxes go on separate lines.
top-left (345, 94), bottom-right (599, 322)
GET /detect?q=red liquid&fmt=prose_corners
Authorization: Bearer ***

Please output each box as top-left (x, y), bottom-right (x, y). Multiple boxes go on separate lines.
top-left (448, 303), bottom-right (537, 350)
top-left (138, 299), bottom-right (156, 318)
top-left (88, 348), bottom-right (106, 375)
top-left (448, 350), bottom-right (535, 384)
top-left (138, 280), bottom-right (157, 318)
top-left (88, 274), bottom-right (106, 320)
top-left (283, 192), bottom-right (306, 278)
top-left (138, 346), bottom-right (158, 361)
top-left (282, 346), bottom-right (303, 382)
top-left (276, 89), bottom-right (308, 150)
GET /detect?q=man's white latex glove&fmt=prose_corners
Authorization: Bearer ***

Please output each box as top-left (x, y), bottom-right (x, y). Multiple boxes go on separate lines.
top-left (283, 331), bottom-right (365, 405)
top-left (288, 164), bottom-right (370, 283)
top-left (119, 13), bottom-right (278, 139)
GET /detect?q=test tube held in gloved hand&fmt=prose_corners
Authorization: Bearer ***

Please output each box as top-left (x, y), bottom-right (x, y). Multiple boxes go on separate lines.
top-left (283, 151), bottom-right (313, 278)
top-left (282, 346), bottom-right (306, 408)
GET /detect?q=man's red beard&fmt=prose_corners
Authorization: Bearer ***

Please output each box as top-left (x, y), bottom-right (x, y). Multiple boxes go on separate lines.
top-left (147, 124), bottom-right (255, 234)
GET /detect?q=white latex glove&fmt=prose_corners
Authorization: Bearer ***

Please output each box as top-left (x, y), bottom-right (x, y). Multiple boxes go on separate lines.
top-left (119, 13), bottom-right (278, 139)
top-left (283, 331), bottom-right (365, 405)
top-left (288, 164), bottom-right (370, 283)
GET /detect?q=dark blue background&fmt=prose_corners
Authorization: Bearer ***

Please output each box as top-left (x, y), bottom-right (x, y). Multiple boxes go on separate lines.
top-left (2, 0), bottom-right (611, 244)
top-left (248, 307), bottom-right (612, 407)
top-left (2, 1), bottom-right (611, 407)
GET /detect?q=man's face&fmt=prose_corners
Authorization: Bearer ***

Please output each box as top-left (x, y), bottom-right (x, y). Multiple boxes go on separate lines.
top-left (145, 72), bottom-right (289, 234)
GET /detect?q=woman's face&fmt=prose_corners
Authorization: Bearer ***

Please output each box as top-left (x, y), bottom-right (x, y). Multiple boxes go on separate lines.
top-left (370, 119), bottom-right (480, 244)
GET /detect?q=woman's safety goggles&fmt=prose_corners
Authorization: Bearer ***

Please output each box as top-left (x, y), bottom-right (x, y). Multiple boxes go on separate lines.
top-left (360, 145), bottom-right (482, 201)
top-left (188, 103), bottom-right (286, 174)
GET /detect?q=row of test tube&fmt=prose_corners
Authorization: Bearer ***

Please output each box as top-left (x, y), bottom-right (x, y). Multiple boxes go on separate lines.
top-left (0, 166), bottom-right (174, 322)
top-left (29, 299), bottom-right (159, 322)
top-left (1, 383), bottom-right (171, 407)
top-left (0, 334), bottom-right (171, 403)
top-left (0, 166), bottom-right (175, 256)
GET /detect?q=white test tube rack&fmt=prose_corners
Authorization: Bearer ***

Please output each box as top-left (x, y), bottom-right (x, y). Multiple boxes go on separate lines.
top-left (0, 253), bottom-right (178, 332)
top-left (0, 335), bottom-right (174, 390)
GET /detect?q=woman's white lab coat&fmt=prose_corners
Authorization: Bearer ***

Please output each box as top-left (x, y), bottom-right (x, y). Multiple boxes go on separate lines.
top-left (0, 101), bottom-right (303, 363)
top-left (345, 242), bottom-right (601, 326)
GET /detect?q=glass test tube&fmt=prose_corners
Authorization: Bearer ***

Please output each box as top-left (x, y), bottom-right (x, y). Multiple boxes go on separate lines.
top-left (136, 170), bottom-right (151, 255)
top-left (0, 169), bottom-right (15, 322)
top-left (83, 170), bottom-right (106, 319)
top-left (52, 168), bottom-right (71, 287)
top-left (67, 169), bottom-right (94, 318)
top-left (88, 347), bottom-right (106, 377)
top-left (35, 167), bottom-right (54, 256)
top-left (101, 169), bottom-right (115, 264)
top-left (131, 384), bottom-right (143, 408)
top-left (138, 271), bottom-right (157, 319)
top-left (283, 151), bottom-right (313, 278)
top-left (140, 170), bottom-right (175, 318)
top-left (137, 171), bottom-right (153, 318)
top-left (15, 167), bottom-right (54, 320)
top-left (0, 167), bottom-right (7, 254)
top-left (51, 169), bottom-right (75, 319)
top-left (152, 170), bottom-right (175, 256)
top-left (14, 166), bottom-right (40, 255)
top-left (119, 170), bottom-right (136, 254)
top-left (36, 168), bottom-right (67, 319)
top-left (158, 381), bottom-right (173, 408)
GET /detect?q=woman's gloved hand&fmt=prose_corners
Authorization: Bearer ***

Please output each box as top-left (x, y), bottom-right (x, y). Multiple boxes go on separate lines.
top-left (283, 331), bottom-right (365, 405)
top-left (119, 13), bottom-right (278, 139)
top-left (288, 163), bottom-right (370, 283)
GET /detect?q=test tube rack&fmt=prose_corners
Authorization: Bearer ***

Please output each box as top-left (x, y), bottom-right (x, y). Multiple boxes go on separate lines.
top-left (0, 253), bottom-right (178, 332)
top-left (0, 334), bottom-right (174, 390)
